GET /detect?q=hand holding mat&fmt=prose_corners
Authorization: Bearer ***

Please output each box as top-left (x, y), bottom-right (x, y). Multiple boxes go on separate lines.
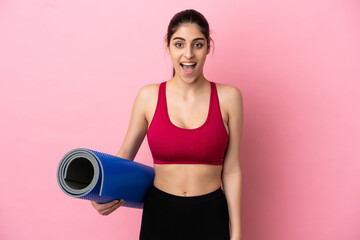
top-left (57, 148), bottom-right (155, 209)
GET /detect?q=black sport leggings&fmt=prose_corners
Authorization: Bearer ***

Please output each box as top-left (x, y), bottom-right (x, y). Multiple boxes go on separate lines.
top-left (139, 185), bottom-right (230, 240)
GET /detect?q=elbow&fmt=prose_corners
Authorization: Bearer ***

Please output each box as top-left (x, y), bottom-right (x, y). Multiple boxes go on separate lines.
top-left (222, 168), bottom-right (242, 177)
top-left (222, 160), bottom-right (242, 176)
top-left (222, 168), bottom-right (242, 183)
top-left (221, 171), bottom-right (242, 189)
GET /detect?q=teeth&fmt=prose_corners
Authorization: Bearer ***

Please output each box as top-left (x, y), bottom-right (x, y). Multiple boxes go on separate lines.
top-left (181, 62), bottom-right (196, 66)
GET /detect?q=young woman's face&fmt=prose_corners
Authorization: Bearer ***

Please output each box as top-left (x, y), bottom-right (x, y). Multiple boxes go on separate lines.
top-left (166, 23), bottom-right (210, 80)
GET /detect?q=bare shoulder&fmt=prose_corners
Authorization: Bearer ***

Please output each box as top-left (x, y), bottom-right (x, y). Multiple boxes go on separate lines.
top-left (137, 83), bottom-right (160, 100)
top-left (133, 83), bottom-right (160, 121)
top-left (133, 83), bottom-right (160, 109)
top-left (215, 82), bottom-right (243, 109)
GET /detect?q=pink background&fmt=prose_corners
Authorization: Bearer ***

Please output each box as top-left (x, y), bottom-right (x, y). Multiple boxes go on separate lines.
top-left (1, 0), bottom-right (359, 239)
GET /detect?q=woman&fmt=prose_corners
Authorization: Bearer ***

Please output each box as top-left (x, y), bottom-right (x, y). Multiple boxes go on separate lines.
top-left (91, 9), bottom-right (243, 240)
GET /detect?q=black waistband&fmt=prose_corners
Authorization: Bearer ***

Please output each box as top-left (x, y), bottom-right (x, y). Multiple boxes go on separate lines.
top-left (149, 185), bottom-right (224, 204)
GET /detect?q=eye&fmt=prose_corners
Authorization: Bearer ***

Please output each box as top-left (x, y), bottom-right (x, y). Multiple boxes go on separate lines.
top-left (175, 42), bottom-right (183, 48)
top-left (194, 43), bottom-right (203, 48)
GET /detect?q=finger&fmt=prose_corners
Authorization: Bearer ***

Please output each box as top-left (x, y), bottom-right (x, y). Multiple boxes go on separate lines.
top-left (100, 200), bottom-right (125, 216)
top-left (101, 200), bottom-right (125, 215)
top-left (91, 201), bottom-right (106, 209)
top-left (94, 200), bottom-right (120, 211)
top-left (103, 200), bottom-right (121, 208)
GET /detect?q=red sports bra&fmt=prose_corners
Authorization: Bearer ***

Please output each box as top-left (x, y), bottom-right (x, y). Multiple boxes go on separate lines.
top-left (147, 81), bottom-right (229, 165)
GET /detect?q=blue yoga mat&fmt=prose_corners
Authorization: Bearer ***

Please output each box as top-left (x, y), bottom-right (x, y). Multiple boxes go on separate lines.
top-left (57, 148), bottom-right (155, 209)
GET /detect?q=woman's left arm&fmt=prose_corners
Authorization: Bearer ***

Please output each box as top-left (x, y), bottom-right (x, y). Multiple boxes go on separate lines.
top-left (221, 85), bottom-right (244, 240)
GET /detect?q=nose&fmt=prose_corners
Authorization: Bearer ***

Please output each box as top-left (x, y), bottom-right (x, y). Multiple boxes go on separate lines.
top-left (184, 45), bottom-right (194, 59)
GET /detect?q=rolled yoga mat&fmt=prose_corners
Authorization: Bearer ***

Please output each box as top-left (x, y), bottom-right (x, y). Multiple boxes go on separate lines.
top-left (57, 148), bottom-right (155, 209)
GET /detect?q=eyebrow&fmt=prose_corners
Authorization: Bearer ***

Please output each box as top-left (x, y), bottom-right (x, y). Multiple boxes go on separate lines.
top-left (172, 37), bottom-right (206, 42)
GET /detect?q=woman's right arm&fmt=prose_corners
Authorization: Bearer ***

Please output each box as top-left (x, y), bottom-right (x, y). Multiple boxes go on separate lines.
top-left (91, 85), bottom-right (157, 215)
top-left (115, 85), bottom-right (155, 160)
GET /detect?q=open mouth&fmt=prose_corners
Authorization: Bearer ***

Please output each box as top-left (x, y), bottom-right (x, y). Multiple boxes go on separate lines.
top-left (180, 62), bottom-right (197, 72)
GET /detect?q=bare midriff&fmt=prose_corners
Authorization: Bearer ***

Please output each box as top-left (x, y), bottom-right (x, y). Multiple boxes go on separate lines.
top-left (153, 163), bottom-right (223, 197)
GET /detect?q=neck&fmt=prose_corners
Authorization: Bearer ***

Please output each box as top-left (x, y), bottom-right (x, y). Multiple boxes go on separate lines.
top-left (169, 74), bottom-right (208, 94)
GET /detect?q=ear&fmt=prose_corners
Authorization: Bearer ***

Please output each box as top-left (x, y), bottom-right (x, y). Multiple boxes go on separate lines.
top-left (165, 37), bottom-right (170, 55)
top-left (207, 40), bottom-right (211, 54)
